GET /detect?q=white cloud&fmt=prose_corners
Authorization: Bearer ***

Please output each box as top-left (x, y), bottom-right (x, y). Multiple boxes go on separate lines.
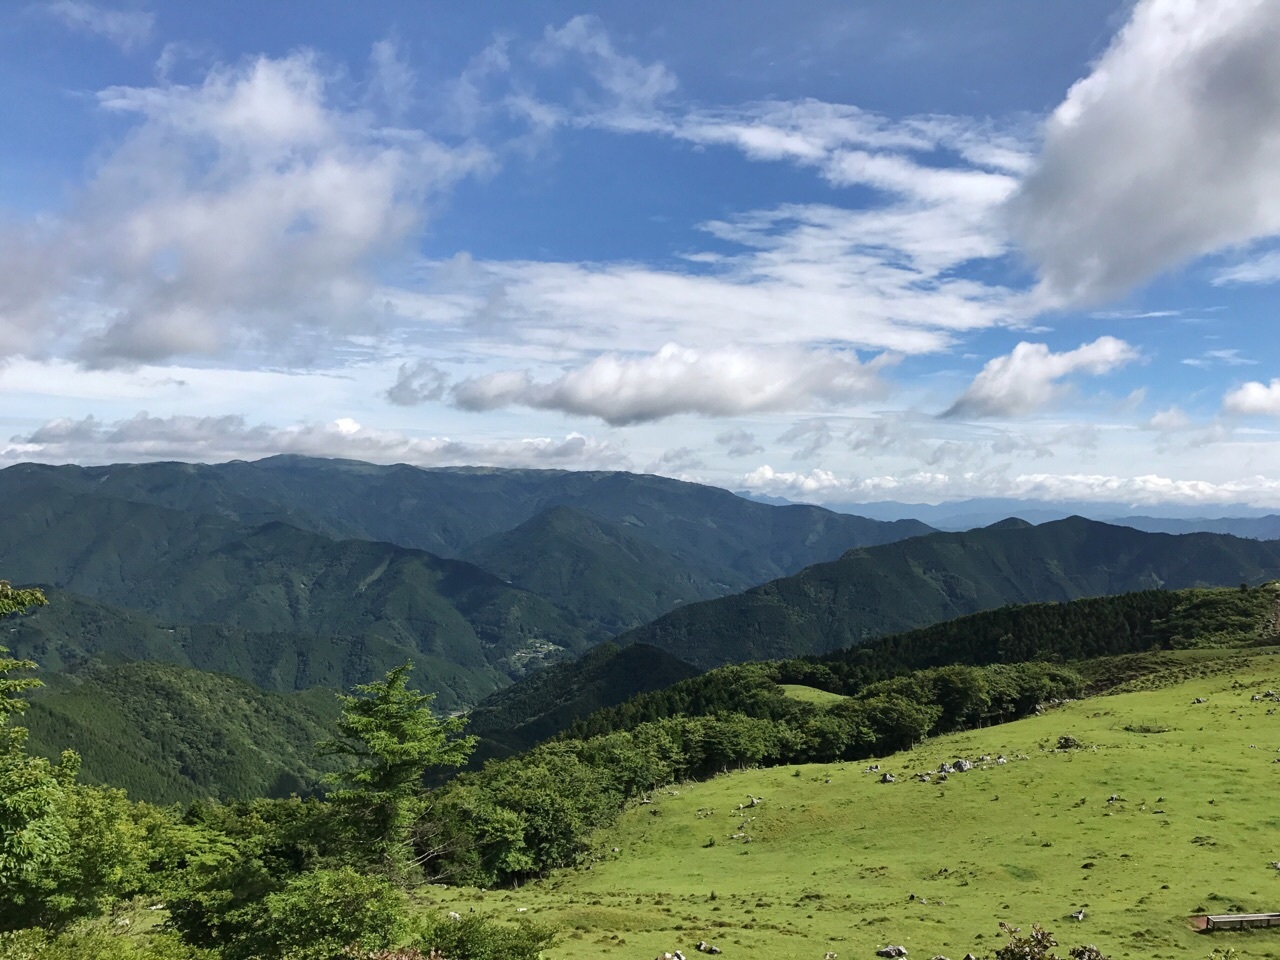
top-left (450, 343), bottom-right (891, 426)
top-left (943, 336), bottom-right (1139, 419)
top-left (44, 0), bottom-right (153, 51)
top-left (3, 412), bottom-right (629, 469)
top-left (1224, 379), bottom-right (1280, 417)
top-left (0, 50), bottom-right (491, 368)
top-left (535, 15), bottom-right (677, 125)
top-left (714, 429), bottom-right (764, 459)
top-left (385, 359), bottom-right (449, 406)
top-left (646, 446), bottom-right (704, 475)
top-left (1214, 250), bottom-right (1280, 286)
top-left (411, 196), bottom-right (1025, 366)
top-left (1182, 348), bottom-right (1257, 368)
top-left (1008, 0), bottom-right (1280, 304)
top-left (740, 463), bottom-right (1280, 508)
top-left (1147, 406), bottom-right (1192, 431)
top-left (777, 419), bottom-right (836, 461)
top-left (367, 38), bottom-right (417, 119)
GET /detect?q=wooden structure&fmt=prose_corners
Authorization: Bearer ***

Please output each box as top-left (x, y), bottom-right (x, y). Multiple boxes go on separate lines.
top-left (1193, 912), bottom-right (1280, 932)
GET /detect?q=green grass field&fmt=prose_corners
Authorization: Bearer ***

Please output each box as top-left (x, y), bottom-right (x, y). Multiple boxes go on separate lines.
top-left (778, 683), bottom-right (849, 706)
top-left (422, 651), bottom-right (1280, 959)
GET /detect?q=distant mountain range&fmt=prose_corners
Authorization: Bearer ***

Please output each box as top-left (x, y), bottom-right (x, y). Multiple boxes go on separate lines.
top-left (10, 456), bottom-right (1280, 803)
top-left (741, 492), bottom-right (1280, 534)
top-left (0, 457), bottom-right (930, 708)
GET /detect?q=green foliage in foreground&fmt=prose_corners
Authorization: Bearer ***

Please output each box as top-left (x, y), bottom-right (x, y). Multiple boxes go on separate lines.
top-left (318, 664), bottom-right (475, 877)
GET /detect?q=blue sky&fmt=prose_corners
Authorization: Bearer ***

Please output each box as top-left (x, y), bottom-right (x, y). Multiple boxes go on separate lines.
top-left (3, 0), bottom-right (1280, 509)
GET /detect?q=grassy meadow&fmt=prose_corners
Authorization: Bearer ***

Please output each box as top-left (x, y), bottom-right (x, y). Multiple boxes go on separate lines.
top-left (422, 650), bottom-right (1280, 959)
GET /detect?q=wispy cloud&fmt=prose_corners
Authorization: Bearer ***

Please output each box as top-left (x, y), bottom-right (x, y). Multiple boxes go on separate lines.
top-left (43, 0), bottom-right (153, 51)
top-left (1181, 348), bottom-right (1257, 368)
top-left (740, 463), bottom-right (1280, 508)
top-left (1214, 250), bottom-right (1280, 286)
top-left (4, 412), bottom-right (630, 469)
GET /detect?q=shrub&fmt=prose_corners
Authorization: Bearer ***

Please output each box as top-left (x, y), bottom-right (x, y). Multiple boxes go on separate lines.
top-left (413, 913), bottom-right (556, 960)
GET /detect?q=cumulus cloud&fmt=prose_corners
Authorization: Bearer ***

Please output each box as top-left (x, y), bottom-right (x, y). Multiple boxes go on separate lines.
top-left (43, 1), bottom-right (153, 50)
top-left (3, 412), bottom-right (629, 469)
top-left (385, 359), bottom-right (449, 406)
top-left (1008, 0), bottom-right (1280, 304)
top-left (451, 344), bottom-right (891, 426)
top-left (0, 50), bottom-right (490, 368)
top-left (714, 429), bottom-right (764, 459)
top-left (1223, 379), bottom-right (1280, 417)
top-left (943, 336), bottom-right (1139, 419)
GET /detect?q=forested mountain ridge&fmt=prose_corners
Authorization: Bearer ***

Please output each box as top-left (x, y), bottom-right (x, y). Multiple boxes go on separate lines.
top-left (615, 515), bottom-right (1280, 668)
top-left (460, 505), bottom-right (731, 635)
top-left (0, 485), bottom-right (588, 709)
top-left (568, 584), bottom-right (1277, 739)
top-left (21, 661), bottom-right (344, 804)
top-left (0, 456), bottom-right (933, 592)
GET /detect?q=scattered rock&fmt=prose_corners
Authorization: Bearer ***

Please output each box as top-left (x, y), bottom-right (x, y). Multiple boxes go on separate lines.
top-left (1056, 735), bottom-right (1082, 750)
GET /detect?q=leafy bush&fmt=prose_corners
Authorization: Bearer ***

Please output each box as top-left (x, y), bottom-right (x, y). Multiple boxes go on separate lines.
top-left (414, 913), bottom-right (556, 960)
top-left (0, 925), bottom-right (213, 960)
top-left (171, 866), bottom-right (411, 960)
top-left (993, 923), bottom-right (1109, 960)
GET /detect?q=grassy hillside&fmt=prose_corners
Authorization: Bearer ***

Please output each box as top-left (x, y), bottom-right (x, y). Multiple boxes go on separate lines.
top-left (0, 487), bottom-right (588, 708)
top-left (21, 661), bottom-right (344, 804)
top-left (620, 516), bottom-right (1280, 668)
top-left (461, 505), bottom-right (730, 635)
top-left (421, 649), bottom-right (1280, 960)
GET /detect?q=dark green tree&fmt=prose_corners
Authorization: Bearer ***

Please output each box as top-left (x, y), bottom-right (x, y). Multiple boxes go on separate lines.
top-left (318, 663), bottom-right (475, 880)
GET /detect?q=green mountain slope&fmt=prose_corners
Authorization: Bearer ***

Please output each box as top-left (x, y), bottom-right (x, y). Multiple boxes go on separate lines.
top-left (1, 587), bottom-right (427, 697)
top-left (22, 661), bottom-right (343, 804)
top-left (461, 505), bottom-right (729, 635)
top-left (0, 457), bottom-right (933, 593)
top-left (0, 487), bottom-right (586, 708)
top-left (618, 516), bottom-right (1280, 668)
top-left (464, 641), bottom-right (701, 755)
top-left (570, 584), bottom-right (1277, 738)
